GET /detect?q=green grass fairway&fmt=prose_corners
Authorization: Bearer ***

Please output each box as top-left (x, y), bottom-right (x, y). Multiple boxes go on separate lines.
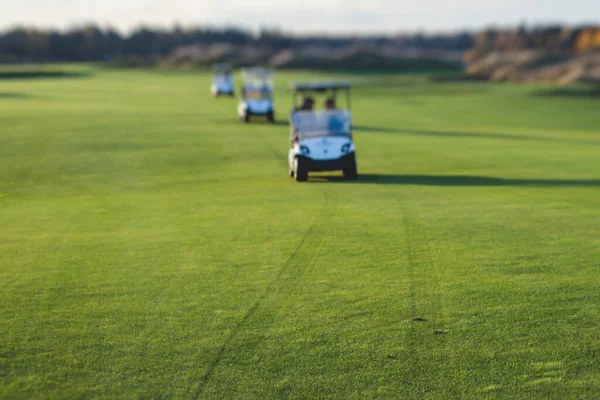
top-left (1, 66), bottom-right (599, 399)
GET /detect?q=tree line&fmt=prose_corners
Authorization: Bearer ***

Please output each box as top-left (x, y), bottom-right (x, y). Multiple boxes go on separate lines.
top-left (0, 25), bottom-right (474, 64)
top-left (0, 25), bottom-right (256, 63)
top-left (1, 24), bottom-right (596, 65)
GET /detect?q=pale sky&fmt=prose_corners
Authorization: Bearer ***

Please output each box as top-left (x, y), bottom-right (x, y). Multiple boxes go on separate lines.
top-left (2, 0), bottom-right (599, 34)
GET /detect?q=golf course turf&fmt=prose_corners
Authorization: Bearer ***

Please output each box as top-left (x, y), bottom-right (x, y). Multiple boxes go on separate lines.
top-left (1, 66), bottom-right (599, 398)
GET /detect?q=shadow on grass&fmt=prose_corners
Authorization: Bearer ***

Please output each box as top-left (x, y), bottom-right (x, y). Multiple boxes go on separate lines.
top-left (352, 125), bottom-right (599, 145)
top-left (305, 65), bottom-right (461, 76)
top-left (0, 70), bottom-right (92, 80)
top-left (357, 84), bottom-right (490, 97)
top-left (269, 120), bottom-right (289, 127)
top-left (0, 92), bottom-right (31, 99)
top-left (243, 120), bottom-right (289, 127)
top-left (311, 174), bottom-right (600, 187)
top-left (532, 87), bottom-right (600, 99)
top-left (211, 118), bottom-right (290, 127)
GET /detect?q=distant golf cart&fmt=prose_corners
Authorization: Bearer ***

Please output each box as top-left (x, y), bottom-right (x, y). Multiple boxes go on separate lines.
top-left (238, 67), bottom-right (275, 123)
top-left (211, 63), bottom-right (235, 97)
top-left (288, 82), bottom-right (357, 182)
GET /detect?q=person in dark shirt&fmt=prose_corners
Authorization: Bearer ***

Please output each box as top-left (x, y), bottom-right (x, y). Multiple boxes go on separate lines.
top-left (299, 96), bottom-right (314, 111)
top-left (325, 98), bottom-right (336, 110)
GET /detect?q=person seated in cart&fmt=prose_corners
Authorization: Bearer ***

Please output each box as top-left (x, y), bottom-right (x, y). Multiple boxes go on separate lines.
top-left (325, 97), bottom-right (336, 110)
top-left (301, 96), bottom-right (315, 111)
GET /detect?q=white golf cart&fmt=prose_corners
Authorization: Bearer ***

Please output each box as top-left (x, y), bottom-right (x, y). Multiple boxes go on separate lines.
top-left (211, 63), bottom-right (235, 97)
top-left (238, 67), bottom-right (275, 123)
top-left (288, 82), bottom-right (357, 182)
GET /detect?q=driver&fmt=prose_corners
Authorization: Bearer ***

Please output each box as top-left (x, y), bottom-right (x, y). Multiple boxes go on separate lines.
top-left (300, 96), bottom-right (314, 111)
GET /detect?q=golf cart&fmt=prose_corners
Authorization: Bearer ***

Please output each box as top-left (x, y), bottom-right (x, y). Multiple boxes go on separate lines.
top-left (211, 63), bottom-right (235, 97)
top-left (288, 82), bottom-right (357, 182)
top-left (238, 67), bottom-right (275, 123)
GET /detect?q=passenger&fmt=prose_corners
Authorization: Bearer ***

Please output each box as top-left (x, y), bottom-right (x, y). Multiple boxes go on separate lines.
top-left (325, 98), bottom-right (336, 110)
top-left (261, 84), bottom-right (271, 96)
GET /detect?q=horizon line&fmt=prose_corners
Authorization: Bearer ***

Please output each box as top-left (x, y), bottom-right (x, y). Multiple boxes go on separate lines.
top-left (1, 19), bottom-right (598, 37)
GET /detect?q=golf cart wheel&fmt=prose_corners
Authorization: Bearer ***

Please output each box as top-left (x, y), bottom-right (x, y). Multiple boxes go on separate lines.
top-left (343, 156), bottom-right (358, 179)
top-left (267, 110), bottom-right (275, 123)
top-left (294, 158), bottom-right (308, 182)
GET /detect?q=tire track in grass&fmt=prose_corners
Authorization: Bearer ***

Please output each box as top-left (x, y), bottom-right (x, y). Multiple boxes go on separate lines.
top-left (376, 180), bottom-right (448, 393)
top-left (386, 184), bottom-right (448, 328)
top-left (402, 204), bottom-right (447, 329)
top-left (192, 190), bottom-right (331, 398)
top-left (402, 193), bottom-right (453, 392)
top-left (397, 200), bottom-right (427, 395)
top-left (274, 190), bottom-right (340, 308)
top-left (401, 207), bottom-right (419, 327)
top-left (402, 189), bottom-right (448, 333)
top-left (370, 176), bottom-right (420, 323)
top-left (285, 194), bottom-right (337, 296)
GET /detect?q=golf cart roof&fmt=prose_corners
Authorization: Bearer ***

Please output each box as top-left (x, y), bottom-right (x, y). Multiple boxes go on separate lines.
top-left (242, 67), bottom-right (274, 79)
top-left (290, 81), bottom-right (351, 93)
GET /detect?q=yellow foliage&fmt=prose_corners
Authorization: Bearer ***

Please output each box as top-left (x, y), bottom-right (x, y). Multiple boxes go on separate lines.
top-left (576, 28), bottom-right (600, 53)
top-left (575, 30), bottom-right (593, 53)
top-left (593, 30), bottom-right (600, 48)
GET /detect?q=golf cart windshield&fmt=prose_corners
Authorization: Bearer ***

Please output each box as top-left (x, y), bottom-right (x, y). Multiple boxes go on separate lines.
top-left (213, 74), bottom-right (232, 84)
top-left (242, 68), bottom-right (273, 87)
top-left (291, 110), bottom-right (351, 138)
top-left (213, 64), bottom-right (232, 78)
top-left (241, 68), bottom-right (274, 100)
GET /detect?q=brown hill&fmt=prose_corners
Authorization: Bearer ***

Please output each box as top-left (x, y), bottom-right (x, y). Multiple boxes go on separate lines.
top-left (464, 26), bottom-right (600, 84)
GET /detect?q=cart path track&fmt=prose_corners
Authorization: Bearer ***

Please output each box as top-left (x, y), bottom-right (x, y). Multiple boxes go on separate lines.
top-left (402, 204), bottom-right (447, 326)
top-left (373, 179), bottom-right (448, 394)
top-left (369, 175), bottom-right (419, 323)
top-left (401, 207), bottom-right (419, 325)
top-left (399, 202), bottom-right (427, 393)
top-left (193, 190), bottom-right (332, 398)
top-left (385, 185), bottom-right (447, 327)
